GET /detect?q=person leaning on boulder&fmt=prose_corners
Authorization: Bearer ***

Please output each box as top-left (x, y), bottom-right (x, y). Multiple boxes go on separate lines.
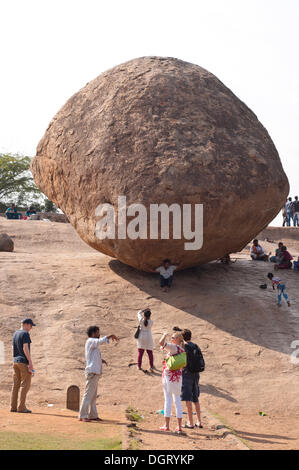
top-left (11, 318), bottom-right (36, 413)
top-left (148, 259), bottom-right (180, 292)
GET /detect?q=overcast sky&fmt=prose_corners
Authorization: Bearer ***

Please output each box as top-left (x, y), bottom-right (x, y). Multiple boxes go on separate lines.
top-left (1, 0), bottom-right (298, 225)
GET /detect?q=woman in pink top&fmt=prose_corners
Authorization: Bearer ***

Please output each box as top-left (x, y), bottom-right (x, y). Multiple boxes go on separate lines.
top-left (159, 331), bottom-right (185, 433)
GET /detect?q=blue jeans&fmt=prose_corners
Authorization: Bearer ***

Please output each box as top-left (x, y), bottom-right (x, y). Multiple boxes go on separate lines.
top-left (286, 212), bottom-right (293, 226)
top-left (277, 284), bottom-right (289, 304)
top-left (160, 275), bottom-right (173, 288)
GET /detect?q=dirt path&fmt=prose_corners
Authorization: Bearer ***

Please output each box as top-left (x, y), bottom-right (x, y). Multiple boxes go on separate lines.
top-left (1, 219), bottom-right (299, 450)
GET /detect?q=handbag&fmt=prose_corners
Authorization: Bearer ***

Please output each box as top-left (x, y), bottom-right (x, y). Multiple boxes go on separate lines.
top-left (134, 325), bottom-right (141, 339)
top-left (166, 348), bottom-right (187, 371)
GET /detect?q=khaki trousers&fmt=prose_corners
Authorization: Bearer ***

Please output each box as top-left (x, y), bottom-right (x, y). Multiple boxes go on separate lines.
top-left (11, 363), bottom-right (32, 411)
top-left (79, 372), bottom-right (100, 419)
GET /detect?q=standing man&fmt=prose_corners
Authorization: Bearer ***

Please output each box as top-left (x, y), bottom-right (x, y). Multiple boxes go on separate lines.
top-left (181, 329), bottom-right (204, 429)
top-left (285, 197), bottom-right (294, 226)
top-left (11, 318), bottom-right (36, 413)
top-left (292, 196), bottom-right (299, 227)
top-left (79, 326), bottom-right (119, 422)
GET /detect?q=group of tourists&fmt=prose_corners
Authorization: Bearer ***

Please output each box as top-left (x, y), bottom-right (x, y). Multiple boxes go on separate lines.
top-left (282, 196), bottom-right (299, 227)
top-left (5, 204), bottom-right (37, 220)
top-left (250, 240), bottom-right (296, 307)
top-left (10, 311), bottom-right (204, 434)
top-left (250, 239), bottom-right (298, 271)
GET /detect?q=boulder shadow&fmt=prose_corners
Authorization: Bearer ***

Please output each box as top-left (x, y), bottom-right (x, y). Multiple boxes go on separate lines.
top-left (108, 259), bottom-right (294, 355)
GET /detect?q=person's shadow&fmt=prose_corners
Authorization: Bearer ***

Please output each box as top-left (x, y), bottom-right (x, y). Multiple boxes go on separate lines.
top-left (108, 259), bottom-right (295, 355)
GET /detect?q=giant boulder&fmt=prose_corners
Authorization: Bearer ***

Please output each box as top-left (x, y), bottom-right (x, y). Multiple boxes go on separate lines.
top-left (31, 57), bottom-right (289, 271)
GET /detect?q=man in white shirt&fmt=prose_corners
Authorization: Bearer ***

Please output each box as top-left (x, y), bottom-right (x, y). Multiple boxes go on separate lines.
top-left (250, 239), bottom-right (267, 261)
top-left (154, 259), bottom-right (178, 292)
top-left (79, 326), bottom-right (119, 422)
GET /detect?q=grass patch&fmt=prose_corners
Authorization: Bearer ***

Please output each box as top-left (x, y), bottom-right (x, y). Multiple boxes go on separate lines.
top-left (126, 406), bottom-right (143, 423)
top-left (209, 410), bottom-right (252, 450)
top-left (0, 431), bottom-right (122, 450)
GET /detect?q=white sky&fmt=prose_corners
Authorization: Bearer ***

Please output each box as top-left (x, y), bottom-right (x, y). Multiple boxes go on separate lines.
top-left (1, 0), bottom-right (298, 225)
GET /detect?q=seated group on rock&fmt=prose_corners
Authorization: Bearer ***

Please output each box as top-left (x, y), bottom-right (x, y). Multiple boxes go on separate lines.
top-left (251, 239), bottom-right (296, 270)
top-left (5, 204), bottom-right (37, 220)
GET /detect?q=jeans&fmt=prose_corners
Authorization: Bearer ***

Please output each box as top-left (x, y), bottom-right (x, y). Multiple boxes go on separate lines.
top-left (286, 212), bottom-right (293, 226)
top-left (277, 284), bottom-right (289, 305)
top-left (293, 212), bottom-right (299, 227)
top-left (160, 275), bottom-right (173, 287)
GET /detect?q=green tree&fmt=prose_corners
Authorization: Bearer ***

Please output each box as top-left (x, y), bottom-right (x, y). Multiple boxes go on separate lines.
top-left (44, 198), bottom-right (58, 213)
top-left (0, 153), bottom-right (40, 199)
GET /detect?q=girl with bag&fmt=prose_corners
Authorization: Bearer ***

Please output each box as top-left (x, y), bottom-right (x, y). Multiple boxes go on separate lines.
top-left (159, 331), bottom-right (186, 434)
top-left (136, 309), bottom-right (154, 372)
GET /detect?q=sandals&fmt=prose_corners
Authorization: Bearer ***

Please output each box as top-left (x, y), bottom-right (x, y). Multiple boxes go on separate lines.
top-left (159, 425), bottom-right (170, 431)
top-left (184, 423), bottom-right (194, 429)
top-left (195, 422), bottom-right (203, 428)
top-left (175, 427), bottom-right (183, 434)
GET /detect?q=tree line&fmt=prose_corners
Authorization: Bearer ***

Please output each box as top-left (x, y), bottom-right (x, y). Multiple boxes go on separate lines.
top-left (0, 153), bottom-right (58, 213)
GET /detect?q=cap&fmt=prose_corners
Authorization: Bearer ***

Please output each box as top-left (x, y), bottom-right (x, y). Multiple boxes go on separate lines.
top-left (22, 318), bottom-right (36, 326)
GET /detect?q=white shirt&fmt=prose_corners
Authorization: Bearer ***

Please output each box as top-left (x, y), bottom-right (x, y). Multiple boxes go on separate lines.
top-left (250, 245), bottom-right (265, 255)
top-left (84, 337), bottom-right (109, 374)
top-left (156, 265), bottom-right (177, 279)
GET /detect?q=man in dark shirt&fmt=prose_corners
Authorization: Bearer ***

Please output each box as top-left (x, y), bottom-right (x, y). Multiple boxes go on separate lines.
top-left (11, 318), bottom-right (36, 413)
top-left (181, 329), bottom-right (203, 428)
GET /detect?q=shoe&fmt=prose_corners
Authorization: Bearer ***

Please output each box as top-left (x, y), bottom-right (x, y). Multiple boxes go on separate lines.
top-left (149, 368), bottom-right (154, 373)
top-left (175, 427), bottom-right (183, 434)
top-left (159, 425), bottom-right (170, 431)
top-left (10, 409), bottom-right (17, 413)
top-left (79, 418), bottom-right (91, 422)
top-left (89, 417), bottom-right (103, 421)
top-left (184, 422), bottom-right (194, 429)
top-left (18, 409), bottom-right (32, 413)
top-left (287, 301), bottom-right (291, 307)
top-left (195, 422), bottom-right (203, 428)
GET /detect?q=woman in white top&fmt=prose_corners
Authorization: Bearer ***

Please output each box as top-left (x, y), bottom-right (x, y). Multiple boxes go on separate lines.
top-left (159, 331), bottom-right (185, 433)
top-left (137, 309), bottom-right (154, 371)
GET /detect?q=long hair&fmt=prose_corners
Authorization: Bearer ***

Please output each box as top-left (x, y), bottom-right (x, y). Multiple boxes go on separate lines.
top-left (143, 309), bottom-right (151, 327)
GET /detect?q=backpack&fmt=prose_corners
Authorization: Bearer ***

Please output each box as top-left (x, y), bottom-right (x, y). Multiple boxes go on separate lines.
top-left (186, 343), bottom-right (205, 373)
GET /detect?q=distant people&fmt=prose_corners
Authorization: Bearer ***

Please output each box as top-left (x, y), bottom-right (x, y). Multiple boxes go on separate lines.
top-left (25, 206), bottom-right (37, 217)
top-left (5, 203), bottom-right (22, 220)
top-left (181, 329), bottom-right (203, 429)
top-left (285, 197), bottom-right (293, 226)
top-left (11, 318), bottom-right (36, 413)
top-left (136, 309), bottom-right (154, 372)
top-left (155, 259), bottom-right (178, 291)
top-left (267, 273), bottom-right (291, 307)
top-left (79, 326), bottom-right (119, 422)
top-left (250, 239), bottom-right (268, 261)
top-left (270, 242), bottom-right (283, 263)
top-left (275, 245), bottom-right (293, 270)
top-left (294, 256), bottom-right (299, 272)
top-left (282, 203), bottom-right (287, 227)
top-left (159, 331), bottom-right (185, 434)
top-left (292, 196), bottom-right (299, 227)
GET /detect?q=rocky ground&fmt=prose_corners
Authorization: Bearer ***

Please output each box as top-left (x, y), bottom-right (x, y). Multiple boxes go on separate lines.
top-left (0, 218), bottom-right (299, 450)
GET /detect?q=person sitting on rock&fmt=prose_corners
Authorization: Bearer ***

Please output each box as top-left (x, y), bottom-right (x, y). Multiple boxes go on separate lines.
top-left (5, 203), bottom-right (22, 220)
top-left (250, 239), bottom-right (267, 261)
top-left (25, 206), bottom-right (37, 217)
top-left (275, 245), bottom-right (293, 270)
top-left (269, 242), bottom-right (283, 263)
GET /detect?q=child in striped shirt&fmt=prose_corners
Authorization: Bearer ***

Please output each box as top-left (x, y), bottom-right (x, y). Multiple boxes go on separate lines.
top-left (267, 273), bottom-right (291, 307)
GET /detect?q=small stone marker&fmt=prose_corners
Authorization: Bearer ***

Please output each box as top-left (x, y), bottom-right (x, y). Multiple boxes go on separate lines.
top-left (66, 385), bottom-right (80, 411)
